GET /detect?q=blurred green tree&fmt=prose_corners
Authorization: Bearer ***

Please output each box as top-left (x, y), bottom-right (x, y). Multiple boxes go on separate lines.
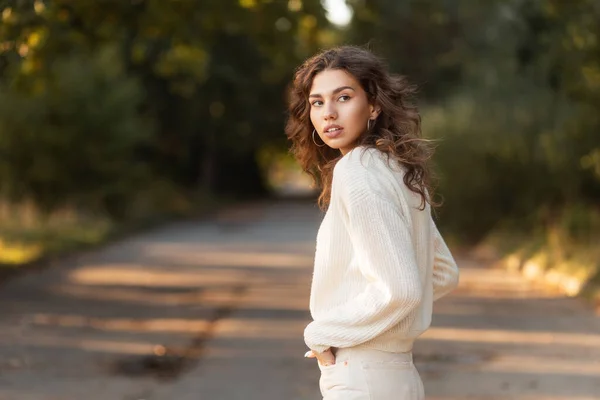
top-left (0, 46), bottom-right (151, 219)
top-left (346, 0), bottom-right (600, 241)
top-left (0, 0), bottom-right (331, 217)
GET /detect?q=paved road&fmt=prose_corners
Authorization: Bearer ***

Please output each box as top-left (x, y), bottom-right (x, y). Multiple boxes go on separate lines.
top-left (0, 200), bottom-right (599, 400)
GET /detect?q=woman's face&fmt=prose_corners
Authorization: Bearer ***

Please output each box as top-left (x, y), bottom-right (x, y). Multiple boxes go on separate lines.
top-left (309, 68), bottom-right (379, 155)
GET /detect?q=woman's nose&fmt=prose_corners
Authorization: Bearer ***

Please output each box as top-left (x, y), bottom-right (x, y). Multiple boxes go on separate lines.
top-left (324, 105), bottom-right (337, 120)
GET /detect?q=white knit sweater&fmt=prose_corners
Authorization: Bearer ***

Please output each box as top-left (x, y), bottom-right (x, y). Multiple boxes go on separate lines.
top-left (304, 146), bottom-right (459, 354)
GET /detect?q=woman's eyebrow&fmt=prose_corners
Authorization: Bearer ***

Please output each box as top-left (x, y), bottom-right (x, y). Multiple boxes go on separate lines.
top-left (309, 85), bottom-right (355, 98)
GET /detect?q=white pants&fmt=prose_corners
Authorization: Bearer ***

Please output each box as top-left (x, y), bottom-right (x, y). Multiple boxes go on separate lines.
top-left (318, 347), bottom-right (424, 400)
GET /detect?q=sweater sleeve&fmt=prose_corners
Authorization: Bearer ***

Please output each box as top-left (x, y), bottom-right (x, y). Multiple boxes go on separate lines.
top-left (304, 158), bottom-right (423, 352)
top-left (431, 219), bottom-right (460, 301)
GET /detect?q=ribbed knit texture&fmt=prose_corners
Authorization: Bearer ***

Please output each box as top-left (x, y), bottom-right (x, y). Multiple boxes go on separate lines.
top-left (304, 146), bottom-right (459, 353)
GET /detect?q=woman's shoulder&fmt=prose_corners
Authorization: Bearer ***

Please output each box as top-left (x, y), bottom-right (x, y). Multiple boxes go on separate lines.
top-left (334, 146), bottom-right (401, 177)
top-left (332, 146), bottom-right (406, 201)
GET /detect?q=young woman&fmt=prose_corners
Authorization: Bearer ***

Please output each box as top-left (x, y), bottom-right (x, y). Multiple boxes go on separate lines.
top-left (285, 46), bottom-right (460, 399)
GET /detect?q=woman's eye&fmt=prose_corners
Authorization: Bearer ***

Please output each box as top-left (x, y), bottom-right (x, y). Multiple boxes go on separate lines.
top-left (311, 100), bottom-right (323, 106)
top-left (339, 95), bottom-right (351, 102)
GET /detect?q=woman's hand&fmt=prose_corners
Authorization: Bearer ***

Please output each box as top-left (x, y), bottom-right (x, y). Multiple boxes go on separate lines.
top-left (304, 348), bottom-right (336, 366)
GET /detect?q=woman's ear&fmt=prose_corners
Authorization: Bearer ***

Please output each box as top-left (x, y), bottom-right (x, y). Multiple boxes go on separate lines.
top-left (369, 104), bottom-right (381, 120)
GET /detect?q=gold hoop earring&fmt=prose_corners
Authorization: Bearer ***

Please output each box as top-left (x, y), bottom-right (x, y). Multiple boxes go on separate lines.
top-left (312, 129), bottom-right (326, 147)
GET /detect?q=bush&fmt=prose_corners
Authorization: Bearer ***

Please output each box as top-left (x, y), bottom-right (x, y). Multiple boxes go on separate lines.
top-left (0, 46), bottom-right (153, 219)
top-left (423, 76), bottom-right (599, 242)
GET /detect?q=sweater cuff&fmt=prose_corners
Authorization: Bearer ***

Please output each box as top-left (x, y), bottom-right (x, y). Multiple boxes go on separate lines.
top-left (304, 322), bottom-right (329, 353)
top-left (308, 343), bottom-right (330, 353)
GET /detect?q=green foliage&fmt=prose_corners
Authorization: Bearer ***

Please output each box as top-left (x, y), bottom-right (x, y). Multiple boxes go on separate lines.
top-left (0, 46), bottom-right (151, 218)
top-left (347, 0), bottom-right (600, 245)
top-left (1, 0), bottom-right (595, 267)
top-left (0, 0), bottom-right (332, 267)
top-left (0, 0), bottom-right (332, 219)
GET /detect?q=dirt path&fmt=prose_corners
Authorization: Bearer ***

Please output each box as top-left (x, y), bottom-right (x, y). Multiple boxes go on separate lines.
top-left (0, 200), bottom-right (598, 399)
top-left (419, 257), bottom-right (600, 399)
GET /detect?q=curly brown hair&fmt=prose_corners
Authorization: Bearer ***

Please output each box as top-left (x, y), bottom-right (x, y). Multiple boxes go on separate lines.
top-left (285, 45), bottom-right (437, 211)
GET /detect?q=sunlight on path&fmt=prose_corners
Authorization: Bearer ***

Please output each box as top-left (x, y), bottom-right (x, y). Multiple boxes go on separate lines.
top-left (0, 201), bottom-right (599, 399)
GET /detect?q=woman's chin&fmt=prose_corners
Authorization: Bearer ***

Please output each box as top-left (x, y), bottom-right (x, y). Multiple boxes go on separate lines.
top-left (324, 138), bottom-right (359, 154)
top-left (324, 137), bottom-right (347, 150)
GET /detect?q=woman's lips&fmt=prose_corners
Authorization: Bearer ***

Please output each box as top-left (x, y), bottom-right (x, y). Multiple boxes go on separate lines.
top-left (324, 128), bottom-right (344, 138)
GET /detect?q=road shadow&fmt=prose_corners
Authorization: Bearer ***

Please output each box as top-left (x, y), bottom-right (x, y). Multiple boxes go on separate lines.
top-left (1, 200), bottom-right (599, 399)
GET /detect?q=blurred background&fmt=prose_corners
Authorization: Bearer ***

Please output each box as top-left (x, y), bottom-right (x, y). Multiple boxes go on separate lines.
top-left (0, 0), bottom-right (599, 298)
top-left (1, 2), bottom-right (600, 399)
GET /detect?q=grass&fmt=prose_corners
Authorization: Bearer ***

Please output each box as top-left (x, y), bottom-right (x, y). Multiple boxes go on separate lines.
top-left (0, 220), bottom-right (114, 266)
top-left (0, 205), bottom-right (117, 280)
top-left (0, 192), bottom-right (230, 279)
top-left (480, 210), bottom-right (600, 301)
